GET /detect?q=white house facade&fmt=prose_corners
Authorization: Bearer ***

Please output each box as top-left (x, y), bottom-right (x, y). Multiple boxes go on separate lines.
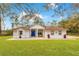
top-left (13, 25), bottom-right (67, 39)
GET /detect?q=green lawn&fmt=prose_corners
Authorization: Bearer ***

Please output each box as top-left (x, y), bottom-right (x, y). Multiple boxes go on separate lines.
top-left (0, 36), bottom-right (79, 56)
top-left (0, 36), bottom-right (12, 40)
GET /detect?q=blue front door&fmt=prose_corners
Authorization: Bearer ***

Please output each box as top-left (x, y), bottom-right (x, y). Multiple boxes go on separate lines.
top-left (31, 29), bottom-right (36, 37)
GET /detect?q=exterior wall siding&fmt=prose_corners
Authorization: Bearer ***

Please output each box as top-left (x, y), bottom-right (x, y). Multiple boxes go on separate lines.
top-left (13, 28), bottom-right (30, 39)
top-left (13, 29), bottom-right (66, 39)
top-left (45, 30), bottom-right (66, 39)
top-left (13, 25), bottom-right (67, 39)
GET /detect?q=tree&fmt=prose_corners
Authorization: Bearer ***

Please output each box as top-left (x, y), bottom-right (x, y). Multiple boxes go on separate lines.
top-left (0, 3), bottom-right (33, 35)
top-left (51, 20), bottom-right (58, 26)
top-left (33, 16), bottom-right (44, 25)
top-left (0, 4), bottom-right (11, 35)
top-left (44, 3), bottom-right (79, 20)
top-left (11, 14), bottom-right (19, 28)
top-left (8, 4), bottom-right (36, 27)
top-left (44, 3), bottom-right (68, 19)
top-left (0, 3), bottom-right (43, 35)
top-left (44, 3), bottom-right (79, 35)
top-left (0, 16), bottom-right (1, 35)
top-left (21, 7), bottom-right (44, 26)
top-left (58, 19), bottom-right (69, 28)
top-left (59, 13), bottom-right (79, 35)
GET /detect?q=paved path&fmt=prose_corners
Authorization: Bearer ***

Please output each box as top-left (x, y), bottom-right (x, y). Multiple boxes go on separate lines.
top-left (7, 35), bottom-right (79, 40)
top-left (8, 38), bottom-right (54, 40)
top-left (67, 35), bottom-right (79, 39)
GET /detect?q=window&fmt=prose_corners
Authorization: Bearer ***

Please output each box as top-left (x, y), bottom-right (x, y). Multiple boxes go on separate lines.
top-left (51, 31), bottom-right (54, 35)
top-left (59, 31), bottom-right (62, 35)
top-left (19, 31), bottom-right (23, 35)
top-left (38, 29), bottom-right (43, 37)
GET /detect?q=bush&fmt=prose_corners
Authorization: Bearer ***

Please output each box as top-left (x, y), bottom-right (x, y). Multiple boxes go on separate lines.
top-left (1, 30), bottom-right (12, 36)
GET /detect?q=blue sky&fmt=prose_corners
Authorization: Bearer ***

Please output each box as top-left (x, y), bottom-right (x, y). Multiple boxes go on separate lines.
top-left (4, 3), bottom-right (74, 30)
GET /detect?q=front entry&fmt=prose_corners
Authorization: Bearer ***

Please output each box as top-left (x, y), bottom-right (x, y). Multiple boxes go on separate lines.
top-left (38, 29), bottom-right (43, 37)
top-left (19, 31), bottom-right (23, 38)
top-left (31, 29), bottom-right (44, 37)
top-left (31, 29), bottom-right (36, 37)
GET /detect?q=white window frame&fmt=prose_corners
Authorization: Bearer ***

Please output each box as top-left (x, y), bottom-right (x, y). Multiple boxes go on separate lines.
top-left (58, 30), bottom-right (62, 35)
top-left (51, 31), bottom-right (54, 35)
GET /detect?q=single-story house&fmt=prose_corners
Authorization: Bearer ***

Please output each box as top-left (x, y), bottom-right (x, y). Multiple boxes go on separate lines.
top-left (13, 24), bottom-right (67, 39)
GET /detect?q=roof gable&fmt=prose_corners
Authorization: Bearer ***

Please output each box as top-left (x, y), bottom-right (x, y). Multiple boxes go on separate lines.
top-left (30, 25), bottom-right (45, 29)
top-left (13, 26), bottom-right (29, 30)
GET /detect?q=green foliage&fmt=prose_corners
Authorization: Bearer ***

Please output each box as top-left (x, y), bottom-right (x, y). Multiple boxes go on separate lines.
top-left (5, 30), bottom-right (13, 35)
top-left (33, 17), bottom-right (44, 26)
top-left (59, 13), bottom-right (79, 35)
top-left (0, 4), bottom-right (11, 34)
top-left (51, 20), bottom-right (58, 26)
top-left (1, 30), bottom-right (12, 36)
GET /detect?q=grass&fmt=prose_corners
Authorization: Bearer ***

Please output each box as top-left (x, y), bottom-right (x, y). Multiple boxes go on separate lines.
top-left (0, 36), bottom-right (12, 40)
top-left (0, 36), bottom-right (79, 56)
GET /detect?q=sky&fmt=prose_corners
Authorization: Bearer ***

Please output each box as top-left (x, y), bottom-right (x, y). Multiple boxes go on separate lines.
top-left (2, 3), bottom-right (75, 30)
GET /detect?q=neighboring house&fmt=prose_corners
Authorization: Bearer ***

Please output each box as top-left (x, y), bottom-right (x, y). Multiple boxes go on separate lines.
top-left (13, 24), bottom-right (67, 39)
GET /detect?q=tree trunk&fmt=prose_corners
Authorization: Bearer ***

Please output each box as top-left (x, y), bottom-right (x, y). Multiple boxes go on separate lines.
top-left (0, 16), bottom-right (1, 35)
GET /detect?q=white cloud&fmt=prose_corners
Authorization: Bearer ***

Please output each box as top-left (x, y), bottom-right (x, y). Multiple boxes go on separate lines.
top-left (34, 13), bottom-right (43, 19)
top-left (49, 3), bottom-right (56, 7)
top-left (19, 11), bottom-right (43, 20)
top-left (29, 14), bottom-right (44, 23)
top-left (48, 3), bottom-right (58, 9)
top-left (18, 11), bottom-right (27, 20)
top-left (60, 16), bottom-right (63, 19)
